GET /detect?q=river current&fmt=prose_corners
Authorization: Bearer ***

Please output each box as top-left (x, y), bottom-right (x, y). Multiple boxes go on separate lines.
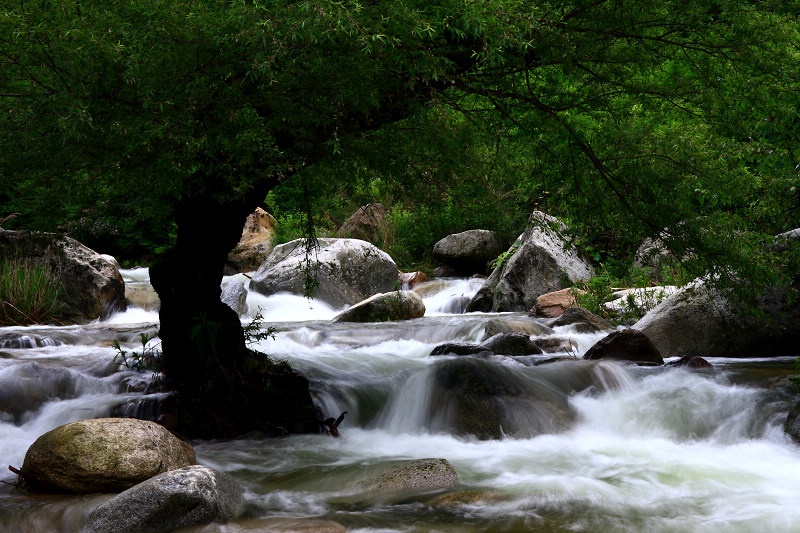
top-left (1, 271), bottom-right (799, 532)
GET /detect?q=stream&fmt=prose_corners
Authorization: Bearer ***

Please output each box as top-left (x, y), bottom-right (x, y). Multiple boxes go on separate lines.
top-left (1, 271), bottom-right (799, 532)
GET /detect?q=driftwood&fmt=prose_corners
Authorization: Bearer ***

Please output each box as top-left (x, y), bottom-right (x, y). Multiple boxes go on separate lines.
top-left (319, 411), bottom-right (347, 437)
top-left (3, 465), bottom-right (25, 491)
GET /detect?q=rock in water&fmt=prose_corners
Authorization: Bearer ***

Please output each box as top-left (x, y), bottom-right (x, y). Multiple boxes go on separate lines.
top-left (332, 290), bottom-right (425, 322)
top-left (583, 329), bottom-right (664, 365)
top-left (226, 207), bottom-right (277, 274)
top-left (83, 465), bottom-right (242, 533)
top-left (250, 238), bottom-right (398, 308)
top-left (352, 458), bottom-right (459, 495)
top-left (467, 212), bottom-right (594, 312)
top-left (21, 418), bottom-right (196, 493)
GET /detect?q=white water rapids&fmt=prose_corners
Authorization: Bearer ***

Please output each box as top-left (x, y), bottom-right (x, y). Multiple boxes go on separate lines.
top-left (1, 269), bottom-right (799, 532)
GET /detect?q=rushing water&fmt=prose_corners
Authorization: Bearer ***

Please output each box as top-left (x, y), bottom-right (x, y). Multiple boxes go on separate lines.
top-left (1, 270), bottom-right (799, 532)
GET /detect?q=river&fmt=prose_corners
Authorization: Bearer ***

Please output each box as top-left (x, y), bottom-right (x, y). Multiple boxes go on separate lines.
top-left (1, 271), bottom-right (799, 532)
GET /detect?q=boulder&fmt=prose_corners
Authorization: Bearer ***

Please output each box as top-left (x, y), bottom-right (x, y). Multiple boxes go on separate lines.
top-left (548, 306), bottom-right (610, 333)
top-left (666, 354), bottom-right (713, 369)
top-left (633, 278), bottom-right (800, 358)
top-left (351, 458), bottom-right (459, 495)
top-left (220, 279), bottom-right (248, 316)
top-left (633, 235), bottom-right (682, 282)
top-left (467, 212), bottom-right (594, 312)
top-left (583, 329), bottom-right (664, 365)
top-left (225, 208), bottom-right (276, 274)
top-left (480, 333), bottom-right (543, 356)
top-left (399, 270), bottom-right (430, 290)
top-left (0, 230), bottom-right (125, 323)
top-left (250, 238), bottom-right (398, 308)
top-left (83, 465), bottom-right (242, 533)
top-left (332, 290), bottom-right (425, 322)
top-left (336, 203), bottom-right (388, 243)
top-left (21, 418), bottom-right (196, 493)
top-left (428, 357), bottom-right (574, 439)
top-left (433, 229), bottom-right (504, 276)
top-left (481, 317), bottom-right (554, 339)
top-left (532, 288), bottom-right (584, 318)
top-left (430, 342), bottom-right (492, 357)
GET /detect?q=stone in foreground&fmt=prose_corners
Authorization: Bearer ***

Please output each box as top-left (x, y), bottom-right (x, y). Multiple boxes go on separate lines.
top-left (21, 418), bottom-right (195, 493)
top-left (83, 465), bottom-right (242, 533)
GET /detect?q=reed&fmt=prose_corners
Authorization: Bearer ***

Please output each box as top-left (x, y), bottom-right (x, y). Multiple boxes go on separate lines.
top-left (0, 255), bottom-right (62, 326)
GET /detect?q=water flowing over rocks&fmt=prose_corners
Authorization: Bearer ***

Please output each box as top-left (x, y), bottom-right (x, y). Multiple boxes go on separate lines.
top-left (0, 229), bottom-right (126, 323)
top-left (350, 458), bottom-right (459, 496)
top-left (429, 357), bottom-right (576, 439)
top-left (20, 418), bottom-right (196, 493)
top-left (250, 238), bottom-right (398, 308)
top-left (583, 329), bottom-right (664, 365)
top-left (83, 465), bottom-right (242, 533)
top-left (467, 212), bottom-right (594, 312)
top-left (433, 229), bottom-right (504, 276)
top-left (332, 290), bottom-right (425, 322)
top-left (633, 278), bottom-right (800, 358)
top-left (225, 207), bottom-right (276, 274)
top-left (431, 333), bottom-right (542, 357)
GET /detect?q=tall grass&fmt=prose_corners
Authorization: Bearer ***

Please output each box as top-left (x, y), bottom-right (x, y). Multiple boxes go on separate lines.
top-left (0, 256), bottom-right (62, 326)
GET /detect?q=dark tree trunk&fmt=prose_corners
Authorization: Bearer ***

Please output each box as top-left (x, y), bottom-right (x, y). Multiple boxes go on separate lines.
top-left (149, 192), bottom-right (319, 438)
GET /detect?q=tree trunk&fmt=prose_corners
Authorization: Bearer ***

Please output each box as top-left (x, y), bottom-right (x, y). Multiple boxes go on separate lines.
top-left (149, 192), bottom-right (319, 438)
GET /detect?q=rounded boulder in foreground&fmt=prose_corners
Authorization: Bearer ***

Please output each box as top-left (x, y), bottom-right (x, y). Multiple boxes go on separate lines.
top-left (21, 418), bottom-right (196, 493)
top-left (83, 465), bottom-right (242, 533)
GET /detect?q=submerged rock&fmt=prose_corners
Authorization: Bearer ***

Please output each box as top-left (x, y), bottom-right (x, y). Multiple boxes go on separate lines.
top-left (332, 290), bottom-right (425, 322)
top-left (83, 465), bottom-right (242, 533)
top-left (429, 357), bottom-right (574, 439)
top-left (481, 333), bottom-right (543, 356)
top-left (583, 329), bottom-right (664, 365)
top-left (666, 354), bottom-right (713, 369)
top-left (481, 316), bottom-right (554, 339)
top-left (21, 418), bottom-right (196, 493)
top-left (250, 238), bottom-right (398, 308)
top-left (351, 458), bottom-right (459, 495)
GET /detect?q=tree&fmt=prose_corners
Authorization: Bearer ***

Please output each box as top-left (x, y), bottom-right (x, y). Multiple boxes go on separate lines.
top-left (2, 0), bottom-right (797, 436)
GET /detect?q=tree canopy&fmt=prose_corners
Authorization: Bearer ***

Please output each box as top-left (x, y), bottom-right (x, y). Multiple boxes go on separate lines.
top-left (2, 0), bottom-right (798, 435)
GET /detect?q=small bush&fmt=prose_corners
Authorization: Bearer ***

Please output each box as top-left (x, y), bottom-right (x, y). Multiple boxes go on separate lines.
top-left (0, 255), bottom-right (62, 326)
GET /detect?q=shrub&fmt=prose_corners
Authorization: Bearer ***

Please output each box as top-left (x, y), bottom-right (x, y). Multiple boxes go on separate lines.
top-left (0, 255), bottom-right (63, 326)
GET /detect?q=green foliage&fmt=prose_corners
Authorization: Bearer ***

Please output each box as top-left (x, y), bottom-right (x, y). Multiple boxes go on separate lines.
top-left (242, 311), bottom-right (277, 347)
top-left (0, 255), bottom-right (62, 326)
top-left (112, 333), bottom-right (161, 373)
top-left (490, 241), bottom-right (520, 271)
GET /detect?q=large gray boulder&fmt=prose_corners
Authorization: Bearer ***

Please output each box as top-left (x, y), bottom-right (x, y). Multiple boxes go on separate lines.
top-left (332, 290), bottom-right (425, 322)
top-left (467, 213), bottom-right (594, 312)
top-left (21, 418), bottom-right (196, 493)
top-left (250, 238), bottom-right (398, 308)
top-left (220, 279), bottom-right (248, 316)
top-left (433, 229), bottom-right (503, 276)
top-left (633, 278), bottom-right (800, 358)
top-left (83, 465), bottom-right (242, 533)
top-left (0, 230), bottom-right (125, 323)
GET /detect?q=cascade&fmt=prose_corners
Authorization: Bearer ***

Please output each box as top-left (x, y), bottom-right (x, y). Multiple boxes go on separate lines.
top-left (1, 275), bottom-right (799, 532)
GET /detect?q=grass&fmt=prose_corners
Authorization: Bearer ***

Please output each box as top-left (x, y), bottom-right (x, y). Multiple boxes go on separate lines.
top-left (0, 255), bottom-right (63, 326)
